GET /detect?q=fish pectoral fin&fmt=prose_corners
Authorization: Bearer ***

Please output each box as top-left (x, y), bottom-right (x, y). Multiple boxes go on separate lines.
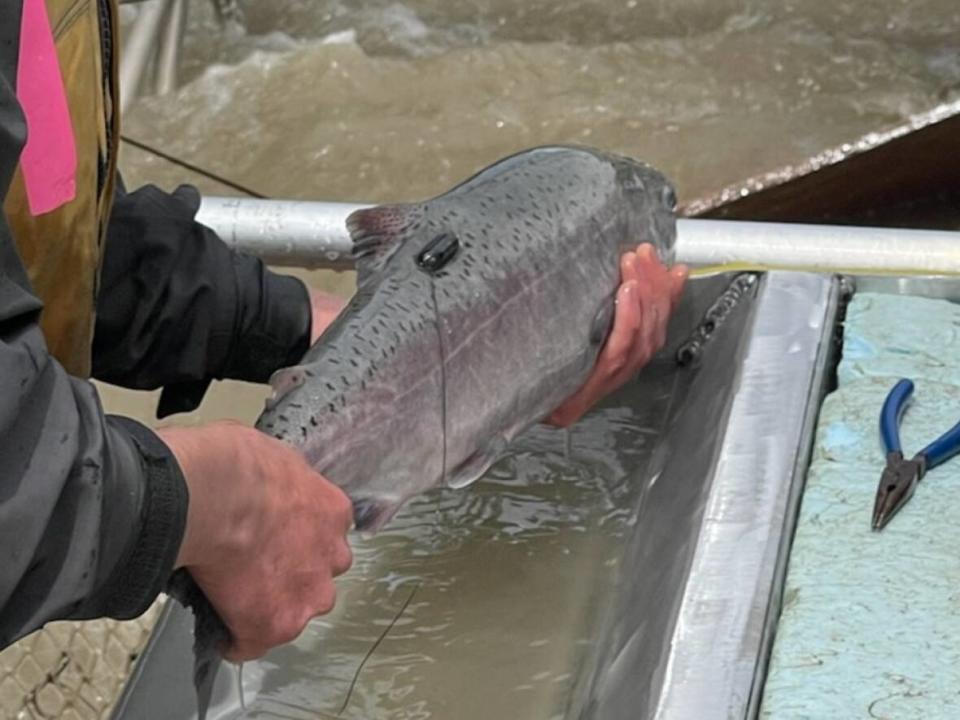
top-left (590, 294), bottom-right (616, 346)
top-left (346, 204), bottom-right (423, 286)
top-left (353, 496), bottom-right (405, 532)
top-left (446, 436), bottom-right (509, 489)
top-left (264, 365), bottom-right (309, 411)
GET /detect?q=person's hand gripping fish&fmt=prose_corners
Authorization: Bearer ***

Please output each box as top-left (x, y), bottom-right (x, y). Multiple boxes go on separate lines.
top-left (546, 243), bottom-right (688, 428)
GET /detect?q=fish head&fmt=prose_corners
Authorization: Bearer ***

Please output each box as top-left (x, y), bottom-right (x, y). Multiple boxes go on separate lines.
top-left (612, 156), bottom-right (678, 265)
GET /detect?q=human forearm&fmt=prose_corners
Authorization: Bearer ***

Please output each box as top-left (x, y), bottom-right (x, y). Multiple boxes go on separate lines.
top-left (157, 422), bottom-right (353, 661)
top-left (0, 229), bottom-right (187, 646)
top-left (0, 41), bottom-right (188, 644)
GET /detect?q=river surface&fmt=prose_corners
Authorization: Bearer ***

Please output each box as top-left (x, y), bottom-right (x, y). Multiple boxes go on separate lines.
top-left (118, 0), bottom-right (960, 206)
top-left (107, 2), bottom-right (960, 717)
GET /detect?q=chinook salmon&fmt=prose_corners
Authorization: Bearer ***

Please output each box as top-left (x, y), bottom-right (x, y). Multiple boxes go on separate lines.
top-left (258, 144), bottom-right (677, 528)
top-left (180, 144), bottom-right (677, 718)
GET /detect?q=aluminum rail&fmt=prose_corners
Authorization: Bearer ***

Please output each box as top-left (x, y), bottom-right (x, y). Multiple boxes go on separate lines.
top-left (677, 219), bottom-right (960, 275)
top-left (197, 198), bottom-right (370, 269)
top-left (196, 196), bottom-right (960, 274)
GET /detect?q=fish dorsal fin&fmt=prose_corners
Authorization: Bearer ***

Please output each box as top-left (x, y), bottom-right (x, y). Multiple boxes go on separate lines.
top-left (346, 204), bottom-right (422, 286)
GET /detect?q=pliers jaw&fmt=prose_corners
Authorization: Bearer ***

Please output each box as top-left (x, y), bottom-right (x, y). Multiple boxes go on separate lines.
top-left (872, 451), bottom-right (926, 531)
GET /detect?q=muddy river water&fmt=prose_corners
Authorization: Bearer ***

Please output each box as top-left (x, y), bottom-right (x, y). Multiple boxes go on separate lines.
top-left (107, 1), bottom-right (959, 717)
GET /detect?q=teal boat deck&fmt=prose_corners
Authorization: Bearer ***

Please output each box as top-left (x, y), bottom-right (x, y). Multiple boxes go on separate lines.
top-left (760, 293), bottom-right (960, 719)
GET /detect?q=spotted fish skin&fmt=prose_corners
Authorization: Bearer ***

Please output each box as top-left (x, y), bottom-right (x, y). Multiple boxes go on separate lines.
top-left (256, 145), bottom-right (677, 529)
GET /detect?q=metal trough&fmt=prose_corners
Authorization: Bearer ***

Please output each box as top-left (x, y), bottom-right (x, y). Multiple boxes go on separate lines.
top-left (112, 269), bottom-right (842, 719)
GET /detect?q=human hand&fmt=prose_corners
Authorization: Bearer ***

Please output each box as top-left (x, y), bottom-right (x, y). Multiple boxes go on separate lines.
top-left (545, 244), bottom-right (687, 428)
top-left (309, 290), bottom-right (348, 344)
top-left (159, 422), bottom-right (354, 661)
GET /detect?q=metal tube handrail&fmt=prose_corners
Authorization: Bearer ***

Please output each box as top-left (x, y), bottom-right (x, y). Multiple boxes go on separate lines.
top-left (195, 196), bottom-right (960, 275)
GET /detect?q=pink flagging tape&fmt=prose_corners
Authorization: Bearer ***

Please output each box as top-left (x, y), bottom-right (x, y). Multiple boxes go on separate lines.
top-left (17, 0), bottom-right (77, 216)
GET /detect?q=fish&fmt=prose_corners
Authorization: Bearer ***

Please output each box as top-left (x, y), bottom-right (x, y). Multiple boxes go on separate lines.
top-left (178, 144), bottom-right (677, 718)
top-left (257, 144), bottom-right (677, 529)
top-left (165, 571), bottom-right (227, 720)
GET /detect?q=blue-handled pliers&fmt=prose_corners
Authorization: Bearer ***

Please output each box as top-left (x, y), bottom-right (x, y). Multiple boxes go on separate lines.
top-left (873, 378), bottom-right (960, 530)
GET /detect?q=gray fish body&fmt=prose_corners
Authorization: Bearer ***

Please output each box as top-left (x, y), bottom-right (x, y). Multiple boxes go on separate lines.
top-left (257, 145), bottom-right (677, 529)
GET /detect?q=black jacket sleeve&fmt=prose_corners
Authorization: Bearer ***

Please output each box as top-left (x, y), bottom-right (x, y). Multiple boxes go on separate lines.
top-left (0, 7), bottom-right (186, 648)
top-left (92, 182), bottom-right (312, 417)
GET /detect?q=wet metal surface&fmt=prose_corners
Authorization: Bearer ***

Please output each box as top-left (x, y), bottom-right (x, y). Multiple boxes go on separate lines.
top-left (574, 273), bottom-right (838, 719)
top-left (114, 271), bottom-right (839, 720)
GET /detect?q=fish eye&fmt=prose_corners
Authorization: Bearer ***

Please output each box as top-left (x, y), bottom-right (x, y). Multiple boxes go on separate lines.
top-left (662, 185), bottom-right (677, 211)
